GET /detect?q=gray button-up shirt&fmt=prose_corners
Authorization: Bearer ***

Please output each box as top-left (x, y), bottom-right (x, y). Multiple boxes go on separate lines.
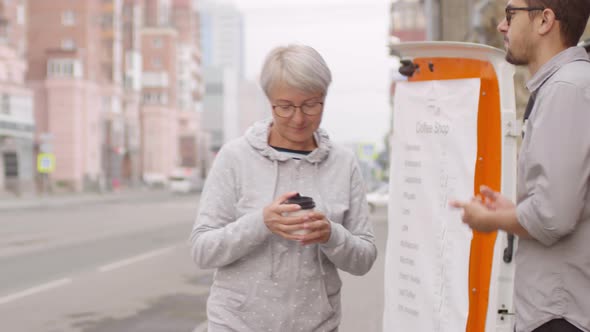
top-left (515, 46), bottom-right (590, 332)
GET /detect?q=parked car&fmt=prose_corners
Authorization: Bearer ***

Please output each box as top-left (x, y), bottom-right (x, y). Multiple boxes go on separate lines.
top-left (366, 184), bottom-right (389, 212)
top-left (168, 168), bottom-right (203, 194)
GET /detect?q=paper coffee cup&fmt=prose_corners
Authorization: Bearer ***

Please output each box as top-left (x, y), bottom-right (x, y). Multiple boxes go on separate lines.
top-left (282, 193), bottom-right (315, 235)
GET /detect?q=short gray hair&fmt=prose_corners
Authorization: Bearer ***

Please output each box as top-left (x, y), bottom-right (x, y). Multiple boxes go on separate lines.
top-left (260, 44), bottom-right (332, 98)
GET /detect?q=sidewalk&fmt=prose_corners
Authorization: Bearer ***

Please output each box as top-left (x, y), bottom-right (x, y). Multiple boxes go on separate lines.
top-left (0, 187), bottom-right (177, 212)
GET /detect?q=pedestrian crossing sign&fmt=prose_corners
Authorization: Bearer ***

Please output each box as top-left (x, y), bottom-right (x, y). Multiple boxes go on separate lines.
top-left (37, 153), bottom-right (55, 174)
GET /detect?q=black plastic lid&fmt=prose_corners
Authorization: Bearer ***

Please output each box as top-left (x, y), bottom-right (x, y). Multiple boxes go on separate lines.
top-left (284, 193), bottom-right (315, 210)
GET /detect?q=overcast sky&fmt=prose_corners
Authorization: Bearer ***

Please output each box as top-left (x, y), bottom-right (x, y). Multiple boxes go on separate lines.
top-left (231, 0), bottom-right (393, 150)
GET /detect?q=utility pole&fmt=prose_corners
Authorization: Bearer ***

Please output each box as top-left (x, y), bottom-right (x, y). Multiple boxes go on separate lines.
top-left (424, 0), bottom-right (441, 40)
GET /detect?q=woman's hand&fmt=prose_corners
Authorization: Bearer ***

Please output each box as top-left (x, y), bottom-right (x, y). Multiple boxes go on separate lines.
top-left (263, 192), bottom-right (308, 241)
top-left (299, 212), bottom-right (332, 245)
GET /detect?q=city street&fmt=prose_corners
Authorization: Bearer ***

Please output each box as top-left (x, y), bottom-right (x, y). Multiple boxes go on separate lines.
top-left (0, 193), bottom-right (387, 332)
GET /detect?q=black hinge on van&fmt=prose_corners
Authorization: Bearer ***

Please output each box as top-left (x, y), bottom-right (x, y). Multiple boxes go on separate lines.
top-left (503, 233), bottom-right (515, 263)
top-left (399, 59), bottom-right (419, 77)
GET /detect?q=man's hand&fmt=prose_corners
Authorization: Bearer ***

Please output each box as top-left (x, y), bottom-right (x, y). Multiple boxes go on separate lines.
top-left (451, 186), bottom-right (529, 238)
top-left (480, 185), bottom-right (515, 211)
top-left (263, 192), bottom-right (308, 241)
top-left (449, 197), bottom-right (498, 233)
top-left (299, 211), bottom-right (332, 246)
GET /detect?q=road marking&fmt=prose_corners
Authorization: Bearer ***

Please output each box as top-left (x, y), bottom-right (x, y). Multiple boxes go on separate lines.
top-left (193, 321), bottom-right (208, 332)
top-left (0, 278), bottom-right (72, 305)
top-left (98, 246), bottom-right (175, 273)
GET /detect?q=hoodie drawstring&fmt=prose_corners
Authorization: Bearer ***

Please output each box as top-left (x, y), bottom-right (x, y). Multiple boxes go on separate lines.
top-left (269, 160), bottom-right (279, 280)
top-left (314, 162), bottom-right (326, 276)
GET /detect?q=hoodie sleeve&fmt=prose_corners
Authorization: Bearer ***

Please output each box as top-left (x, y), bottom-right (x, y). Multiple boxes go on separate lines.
top-left (190, 146), bottom-right (271, 269)
top-left (320, 158), bottom-right (377, 276)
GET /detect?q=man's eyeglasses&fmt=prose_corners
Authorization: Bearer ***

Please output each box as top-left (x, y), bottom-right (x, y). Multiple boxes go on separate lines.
top-left (272, 102), bottom-right (324, 118)
top-left (505, 6), bottom-right (545, 25)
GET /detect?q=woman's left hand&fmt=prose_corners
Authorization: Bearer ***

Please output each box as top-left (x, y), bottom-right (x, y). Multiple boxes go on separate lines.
top-left (300, 212), bottom-right (331, 245)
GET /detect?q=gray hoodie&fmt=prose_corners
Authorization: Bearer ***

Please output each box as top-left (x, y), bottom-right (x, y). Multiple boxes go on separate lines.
top-left (190, 119), bottom-right (377, 332)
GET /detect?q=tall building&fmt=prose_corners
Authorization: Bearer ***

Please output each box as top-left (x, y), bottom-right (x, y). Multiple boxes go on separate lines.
top-left (172, 0), bottom-right (205, 174)
top-left (200, 0), bottom-right (243, 152)
top-left (24, 0), bottom-right (204, 191)
top-left (27, 0), bottom-right (105, 192)
top-left (101, 0), bottom-right (141, 190)
top-left (200, 0), bottom-right (243, 78)
top-left (0, 0), bottom-right (34, 195)
top-left (140, 0), bottom-right (179, 184)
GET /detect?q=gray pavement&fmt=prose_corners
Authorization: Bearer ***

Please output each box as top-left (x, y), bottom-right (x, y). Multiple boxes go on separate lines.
top-left (340, 206), bottom-right (387, 332)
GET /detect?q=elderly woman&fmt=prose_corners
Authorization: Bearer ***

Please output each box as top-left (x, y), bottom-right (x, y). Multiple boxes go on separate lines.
top-left (190, 44), bottom-right (377, 332)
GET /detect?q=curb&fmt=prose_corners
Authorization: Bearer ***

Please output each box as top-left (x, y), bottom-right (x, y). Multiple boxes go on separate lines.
top-left (0, 189), bottom-right (175, 212)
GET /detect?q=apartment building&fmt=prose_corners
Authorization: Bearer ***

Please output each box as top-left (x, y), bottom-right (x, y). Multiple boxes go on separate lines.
top-left (0, 0), bottom-right (34, 195)
top-left (172, 0), bottom-right (205, 173)
top-left (25, 0), bottom-right (204, 191)
top-left (200, 0), bottom-right (243, 152)
top-left (27, 0), bottom-right (108, 191)
top-left (140, 0), bottom-right (178, 183)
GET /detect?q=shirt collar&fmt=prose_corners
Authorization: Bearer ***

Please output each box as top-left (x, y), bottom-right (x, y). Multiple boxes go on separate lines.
top-left (526, 46), bottom-right (589, 94)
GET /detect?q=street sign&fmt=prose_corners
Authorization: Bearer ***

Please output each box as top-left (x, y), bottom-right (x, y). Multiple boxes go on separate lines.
top-left (37, 153), bottom-right (55, 174)
top-left (357, 143), bottom-right (377, 161)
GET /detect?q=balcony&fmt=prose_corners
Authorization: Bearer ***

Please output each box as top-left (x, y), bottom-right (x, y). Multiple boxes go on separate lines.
top-left (46, 58), bottom-right (84, 79)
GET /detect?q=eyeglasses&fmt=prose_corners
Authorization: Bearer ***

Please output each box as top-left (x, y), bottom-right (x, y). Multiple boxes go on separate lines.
top-left (272, 102), bottom-right (324, 118)
top-left (505, 6), bottom-right (545, 25)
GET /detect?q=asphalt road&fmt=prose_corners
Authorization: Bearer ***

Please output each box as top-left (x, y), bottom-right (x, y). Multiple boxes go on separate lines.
top-left (0, 193), bottom-right (388, 332)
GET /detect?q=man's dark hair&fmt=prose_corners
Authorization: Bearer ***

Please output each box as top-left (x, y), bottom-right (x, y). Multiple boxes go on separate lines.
top-left (526, 0), bottom-right (590, 47)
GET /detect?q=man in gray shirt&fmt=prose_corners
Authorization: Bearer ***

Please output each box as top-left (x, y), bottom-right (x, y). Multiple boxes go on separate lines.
top-left (450, 1), bottom-right (590, 331)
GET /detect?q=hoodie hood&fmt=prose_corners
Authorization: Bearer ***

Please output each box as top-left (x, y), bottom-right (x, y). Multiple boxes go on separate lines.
top-left (244, 118), bottom-right (332, 163)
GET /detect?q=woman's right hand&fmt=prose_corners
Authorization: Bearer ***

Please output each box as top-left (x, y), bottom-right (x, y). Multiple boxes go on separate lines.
top-left (263, 192), bottom-right (308, 241)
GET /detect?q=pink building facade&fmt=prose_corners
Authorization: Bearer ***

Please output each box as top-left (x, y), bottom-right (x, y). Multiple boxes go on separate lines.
top-left (172, 0), bottom-right (204, 174)
top-left (140, 27), bottom-right (179, 183)
top-left (24, 0), bottom-right (204, 192)
top-left (140, 0), bottom-right (204, 184)
top-left (28, 0), bottom-right (105, 192)
top-left (0, 0), bottom-right (34, 196)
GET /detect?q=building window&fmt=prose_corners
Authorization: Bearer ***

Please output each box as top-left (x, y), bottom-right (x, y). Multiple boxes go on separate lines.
top-left (1, 94), bottom-right (9, 114)
top-left (62, 10), bottom-right (76, 26)
top-left (142, 92), bottom-right (168, 105)
top-left (47, 59), bottom-right (82, 78)
top-left (3, 152), bottom-right (18, 178)
top-left (152, 57), bottom-right (162, 69)
top-left (142, 92), bottom-right (154, 104)
top-left (61, 38), bottom-right (76, 50)
top-left (17, 5), bottom-right (25, 25)
top-left (53, 62), bottom-right (71, 76)
top-left (159, 93), bottom-right (168, 104)
top-left (101, 14), bottom-right (113, 28)
top-left (152, 37), bottom-right (163, 48)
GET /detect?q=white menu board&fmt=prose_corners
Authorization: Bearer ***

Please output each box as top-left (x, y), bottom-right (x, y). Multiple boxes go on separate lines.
top-left (383, 78), bottom-right (480, 332)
